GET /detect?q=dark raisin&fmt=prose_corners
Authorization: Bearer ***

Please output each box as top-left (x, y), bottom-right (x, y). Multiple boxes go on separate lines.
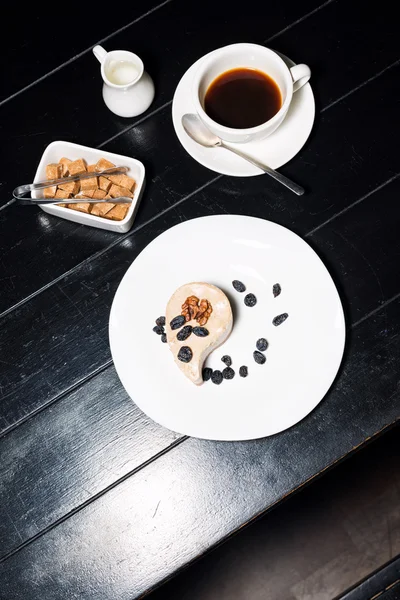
top-left (177, 346), bottom-right (193, 363)
top-left (211, 370), bottom-right (223, 385)
top-left (222, 367), bottom-right (235, 380)
top-left (256, 338), bottom-right (268, 351)
top-left (156, 316), bottom-right (166, 326)
top-left (273, 313), bottom-right (289, 326)
top-left (170, 315), bottom-right (185, 330)
top-left (193, 327), bottom-right (209, 337)
top-left (239, 366), bottom-right (248, 378)
top-left (202, 367), bottom-right (213, 382)
top-left (244, 293), bottom-right (257, 307)
top-left (272, 284), bottom-right (281, 298)
top-left (253, 351), bottom-right (266, 365)
top-left (177, 325), bottom-right (192, 341)
top-left (161, 334), bottom-right (167, 343)
top-left (232, 280), bottom-right (246, 293)
top-left (153, 325), bottom-right (164, 335)
top-left (221, 355), bottom-right (232, 366)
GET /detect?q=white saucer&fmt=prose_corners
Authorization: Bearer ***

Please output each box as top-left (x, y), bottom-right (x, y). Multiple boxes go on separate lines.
top-left (109, 215), bottom-right (345, 441)
top-left (172, 51), bottom-right (315, 177)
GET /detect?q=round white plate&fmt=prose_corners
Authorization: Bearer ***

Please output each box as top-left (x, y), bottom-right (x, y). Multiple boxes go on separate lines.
top-left (109, 215), bottom-right (345, 441)
top-left (172, 50), bottom-right (315, 177)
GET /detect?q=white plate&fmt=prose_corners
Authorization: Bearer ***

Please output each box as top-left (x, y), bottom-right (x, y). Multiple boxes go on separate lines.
top-left (33, 141), bottom-right (146, 233)
top-left (172, 51), bottom-right (315, 176)
top-left (109, 215), bottom-right (345, 441)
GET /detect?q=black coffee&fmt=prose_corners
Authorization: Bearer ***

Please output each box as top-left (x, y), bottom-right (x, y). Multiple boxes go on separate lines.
top-left (204, 67), bottom-right (282, 129)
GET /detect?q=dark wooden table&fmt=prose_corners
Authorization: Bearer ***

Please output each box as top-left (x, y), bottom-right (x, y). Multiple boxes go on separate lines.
top-left (1, 2), bottom-right (399, 598)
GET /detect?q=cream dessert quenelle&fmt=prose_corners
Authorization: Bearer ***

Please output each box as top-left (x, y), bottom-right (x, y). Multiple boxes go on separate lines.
top-left (166, 283), bottom-right (233, 385)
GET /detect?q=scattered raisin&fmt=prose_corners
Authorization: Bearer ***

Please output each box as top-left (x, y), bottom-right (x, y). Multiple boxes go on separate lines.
top-left (193, 327), bottom-right (209, 337)
top-left (253, 351), bottom-right (266, 365)
top-left (211, 370), bottom-right (223, 385)
top-left (221, 355), bottom-right (232, 366)
top-left (232, 280), bottom-right (246, 293)
top-left (244, 293), bottom-right (257, 307)
top-left (156, 316), bottom-right (166, 326)
top-left (256, 338), bottom-right (268, 351)
top-left (177, 325), bottom-right (193, 341)
top-left (222, 367), bottom-right (235, 380)
top-left (202, 367), bottom-right (213, 381)
top-left (161, 334), bottom-right (167, 343)
top-left (170, 315), bottom-right (185, 330)
top-left (177, 346), bottom-right (193, 363)
top-left (153, 325), bottom-right (164, 335)
top-left (273, 313), bottom-right (289, 326)
top-left (239, 366), bottom-right (248, 377)
top-left (273, 284), bottom-right (281, 298)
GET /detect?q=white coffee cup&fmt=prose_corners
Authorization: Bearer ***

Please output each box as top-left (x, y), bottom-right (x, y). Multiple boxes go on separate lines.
top-left (192, 43), bottom-right (311, 143)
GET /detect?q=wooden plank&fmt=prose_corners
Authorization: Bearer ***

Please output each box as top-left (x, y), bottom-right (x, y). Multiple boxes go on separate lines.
top-left (0, 365), bottom-right (182, 559)
top-left (181, 62), bottom-right (400, 238)
top-left (0, 163), bottom-right (399, 552)
top-left (0, 2), bottom-right (163, 103)
top-left (1, 0), bottom-right (398, 315)
top-left (1, 75), bottom-right (400, 434)
top-left (1, 298), bottom-right (398, 599)
top-left (338, 556), bottom-right (400, 600)
top-left (0, 0), bottom-right (322, 203)
top-left (0, 0), bottom-right (325, 316)
top-left (175, 173), bottom-right (400, 326)
top-left (0, 155), bottom-right (400, 552)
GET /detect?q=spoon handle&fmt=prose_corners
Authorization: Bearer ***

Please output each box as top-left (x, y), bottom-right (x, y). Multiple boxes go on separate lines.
top-left (220, 142), bottom-right (304, 196)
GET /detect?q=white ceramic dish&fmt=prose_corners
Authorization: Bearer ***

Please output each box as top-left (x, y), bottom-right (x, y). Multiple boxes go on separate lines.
top-left (32, 140), bottom-right (146, 233)
top-left (109, 215), bottom-right (345, 441)
top-left (172, 51), bottom-right (315, 176)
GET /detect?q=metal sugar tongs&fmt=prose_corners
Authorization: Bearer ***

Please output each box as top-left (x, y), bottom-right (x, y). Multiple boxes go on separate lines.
top-left (13, 167), bottom-right (133, 205)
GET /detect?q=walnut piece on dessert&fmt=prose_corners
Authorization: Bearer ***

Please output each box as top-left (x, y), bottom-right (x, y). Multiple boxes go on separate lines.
top-left (181, 296), bottom-right (213, 325)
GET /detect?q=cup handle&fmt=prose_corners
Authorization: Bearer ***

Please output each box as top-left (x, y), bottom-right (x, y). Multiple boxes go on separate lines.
top-left (290, 64), bottom-right (311, 92)
top-left (93, 45), bottom-right (107, 63)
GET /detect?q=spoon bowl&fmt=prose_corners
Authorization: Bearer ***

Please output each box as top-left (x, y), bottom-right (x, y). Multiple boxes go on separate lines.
top-left (181, 113), bottom-right (305, 195)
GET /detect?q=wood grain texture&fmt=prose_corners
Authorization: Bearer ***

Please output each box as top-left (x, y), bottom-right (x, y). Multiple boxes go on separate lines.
top-left (1, 0), bottom-right (398, 315)
top-left (0, 2), bottom-right (165, 102)
top-left (0, 366), bottom-right (182, 558)
top-left (378, 584), bottom-right (400, 600)
top-left (337, 555), bottom-right (400, 600)
top-left (1, 0), bottom-right (400, 596)
top-left (0, 0), bottom-right (322, 203)
top-left (0, 298), bottom-right (399, 599)
top-left (1, 72), bottom-right (400, 432)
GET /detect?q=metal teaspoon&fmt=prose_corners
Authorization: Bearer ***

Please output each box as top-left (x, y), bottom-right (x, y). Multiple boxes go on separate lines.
top-left (182, 113), bottom-right (304, 196)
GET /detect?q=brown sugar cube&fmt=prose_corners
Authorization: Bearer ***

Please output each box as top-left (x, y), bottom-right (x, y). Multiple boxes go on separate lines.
top-left (98, 176), bottom-right (112, 193)
top-left (74, 189), bottom-right (95, 199)
top-left (90, 202), bottom-right (115, 217)
top-left (87, 164), bottom-right (97, 172)
top-left (68, 158), bottom-right (87, 176)
top-left (67, 203), bottom-right (92, 214)
top-left (43, 185), bottom-right (57, 198)
top-left (80, 176), bottom-right (98, 191)
top-left (58, 181), bottom-right (80, 194)
top-left (107, 174), bottom-right (123, 186)
top-left (118, 174), bottom-right (136, 192)
top-left (55, 189), bottom-right (72, 199)
top-left (46, 163), bottom-right (62, 180)
top-left (94, 157), bottom-right (116, 172)
top-left (109, 184), bottom-right (134, 199)
top-left (93, 189), bottom-right (106, 199)
top-left (104, 204), bottom-right (130, 221)
top-left (59, 157), bottom-right (72, 176)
